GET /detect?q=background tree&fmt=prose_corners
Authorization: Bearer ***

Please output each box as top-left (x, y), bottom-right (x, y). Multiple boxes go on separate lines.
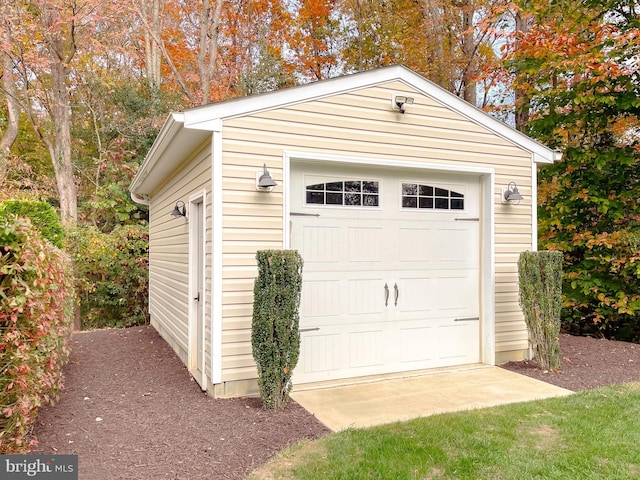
top-left (508, 0), bottom-right (640, 340)
top-left (340, 0), bottom-right (509, 105)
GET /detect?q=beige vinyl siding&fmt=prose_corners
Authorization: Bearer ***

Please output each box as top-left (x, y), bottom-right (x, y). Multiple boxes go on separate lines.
top-left (217, 80), bottom-right (534, 383)
top-left (148, 142), bottom-right (211, 368)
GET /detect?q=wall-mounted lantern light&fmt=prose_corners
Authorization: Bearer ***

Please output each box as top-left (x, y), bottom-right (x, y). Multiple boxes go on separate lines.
top-left (393, 94), bottom-right (414, 114)
top-left (503, 181), bottom-right (524, 204)
top-left (170, 200), bottom-right (187, 218)
top-left (256, 164), bottom-right (277, 192)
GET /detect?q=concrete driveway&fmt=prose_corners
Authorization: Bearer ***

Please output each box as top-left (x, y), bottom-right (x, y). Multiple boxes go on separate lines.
top-left (291, 365), bottom-right (572, 431)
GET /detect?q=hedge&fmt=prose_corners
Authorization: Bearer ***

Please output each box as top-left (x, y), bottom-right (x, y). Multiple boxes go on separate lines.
top-left (0, 200), bottom-right (65, 248)
top-left (0, 217), bottom-right (74, 453)
top-left (66, 225), bottom-right (149, 329)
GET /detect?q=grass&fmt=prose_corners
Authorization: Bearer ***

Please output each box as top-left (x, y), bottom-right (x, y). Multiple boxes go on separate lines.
top-left (248, 383), bottom-right (640, 480)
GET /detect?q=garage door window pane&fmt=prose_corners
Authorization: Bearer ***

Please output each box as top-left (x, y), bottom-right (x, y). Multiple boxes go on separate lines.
top-left (307, 192), bottom-right (324, 204)
top-left (326, 193), bottom-right (343, 204)
top-left (402, 183), bottom-right (464, 211)
top-left (305, 180), bottom-right (379, 207)
top-left (363, 194), bottom-right (379, 206)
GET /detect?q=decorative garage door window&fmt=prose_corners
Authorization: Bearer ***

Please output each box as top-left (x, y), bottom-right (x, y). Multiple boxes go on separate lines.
top-left (401, 183), bottom-right (464, 210)
top-left (306, 180), bottom-right (380, 206)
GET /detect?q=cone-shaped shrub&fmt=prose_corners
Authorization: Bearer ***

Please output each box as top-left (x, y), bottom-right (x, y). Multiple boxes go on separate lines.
top-left (518, 250), bottom-right (563, 371)
top-left (251, 250), bottom-right (303, 410)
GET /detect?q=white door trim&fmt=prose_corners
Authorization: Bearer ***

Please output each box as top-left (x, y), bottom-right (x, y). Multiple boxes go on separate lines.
top-left (188, 190), bottom-right (207, 389)
top-left (283, 150), bottom-right (496, 368)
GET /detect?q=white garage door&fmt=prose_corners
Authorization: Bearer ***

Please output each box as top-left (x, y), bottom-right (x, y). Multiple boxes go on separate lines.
top-left (290, 163), bottom-right (481, 384)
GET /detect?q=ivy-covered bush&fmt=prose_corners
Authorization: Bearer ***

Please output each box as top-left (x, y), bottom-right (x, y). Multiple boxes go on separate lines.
top-left (0, 200), bottom-right (65, 248)
top-left (66, 225), bottom-right (149, 329)
top-left (0, 217), bottom-right (74, 453)
top-left (252, 250), bottom-right (303, 410)
top-left (518, 251), bottom-right (563, 371)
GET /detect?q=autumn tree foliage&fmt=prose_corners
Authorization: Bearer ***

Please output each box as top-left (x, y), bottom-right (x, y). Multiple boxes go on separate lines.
top-left (341, 0), bottom-right (509, 105)
top-left (508, 0), bottom-right (640, 340)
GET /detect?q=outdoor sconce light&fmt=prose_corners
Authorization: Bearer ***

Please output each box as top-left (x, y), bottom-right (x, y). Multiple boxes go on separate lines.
top-left (170, 200), bottom-right (187, 218)
top-left (503, 181), bottom-right (524, 204)
top-left (256, 164), bottom-right (277, 192)
top-left (393, 94), bottom-right (414, 114)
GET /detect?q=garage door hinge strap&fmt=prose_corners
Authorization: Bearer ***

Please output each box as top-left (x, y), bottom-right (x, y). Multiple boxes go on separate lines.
top-left (291, 212), bottom-right (320, 217)
top-left (299, 327), bottom-right (320, 332)
top-left (454, 218), bottom-right (479, 221)
top-left (454, 317), bottom-right (480, 322)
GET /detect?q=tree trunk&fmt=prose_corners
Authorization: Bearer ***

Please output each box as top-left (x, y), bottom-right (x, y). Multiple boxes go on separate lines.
top-left (1, 52), bottom-right (20, 153)
top-left (143, 0), bottom-right (162, 90)
top-left (514, 11), bottom-right (532, 131)
top-left (197, 0), bottom-right (223, 105)
top-left (460, 2), bottom-right (477, 105)
top-left (0, 50), bottom-right (20, 181)
top-left (48, 50), bottom-right (78, 226)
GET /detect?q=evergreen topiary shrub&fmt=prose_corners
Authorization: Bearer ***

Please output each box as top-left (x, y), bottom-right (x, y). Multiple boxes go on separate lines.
top-left (0, 200), bottom-right (65, 248)
top-left (251, 250), bottom-right (303, 410)
top-left (518, 250), bottom-right (563, 371)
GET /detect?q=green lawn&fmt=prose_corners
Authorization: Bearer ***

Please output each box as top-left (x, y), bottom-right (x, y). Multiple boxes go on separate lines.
top-left (248, 384), bottom-right (640, 480)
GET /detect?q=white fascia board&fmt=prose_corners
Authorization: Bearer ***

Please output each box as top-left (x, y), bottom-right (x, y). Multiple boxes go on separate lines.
top-left (130, 112), bottom-right (211, 195)
top-left (130, 113), bottom-right (184, 193)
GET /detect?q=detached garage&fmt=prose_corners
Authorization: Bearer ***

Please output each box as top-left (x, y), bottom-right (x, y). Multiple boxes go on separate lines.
top-left (130, 65), bottom-right (559, 398)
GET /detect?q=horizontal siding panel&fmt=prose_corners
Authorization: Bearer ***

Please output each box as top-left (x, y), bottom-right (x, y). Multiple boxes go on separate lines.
top-left (221, 366), bottom-right (258, 382)
top-left (221, 354), bottom-right (256, 370)
top-left (223, 190), bottom-right (284, 206)
top-left (495, 318), bottom-right (527, 333)
top-left (496, 330), bottom-right (529, 345)
top-left (224, 317), bottom-right (253, 330)
top-left (495, 311), bottom-right (525, 325)
top-left (495, 302), bottom-right (522, 314)
top-left (223, 241), bottom-right (283, 254)
top-left (223, 136), bottom-right (528, 170)
top-left (230, 115), bottom-right (529, 160)
top-left (223, 202), bottom-right (282, 216)
top-left (222, 278), bottom-right (255, 292)
top-left (222, 266), bottom-right (259, 280)
top-left (222, 342), bottom-right (252, 357)
top-left (222, 253), bottom-right (259, 267)
top-left (222, 329), bottom-right (251, 344)
top-left (495, 339), bottom-right (529, 354)
top-left (222, 290), bottom-right (253, 304)
top-left (223, 304), bottom-right (253, 318)
top-left (223, 215), bottom-right (282, 229)
top-left (222, 228), bottom-right (283, 242)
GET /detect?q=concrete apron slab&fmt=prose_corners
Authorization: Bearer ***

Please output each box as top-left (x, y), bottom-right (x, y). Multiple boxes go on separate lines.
top-left (291, 365), bottom-right (572, 431)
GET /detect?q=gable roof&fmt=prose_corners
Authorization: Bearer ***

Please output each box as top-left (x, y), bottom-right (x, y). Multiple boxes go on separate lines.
top-left (130, 65), bottom-right (560, 197)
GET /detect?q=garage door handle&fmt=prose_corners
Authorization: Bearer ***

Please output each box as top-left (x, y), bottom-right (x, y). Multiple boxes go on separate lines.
top-left (394, 283), bottom-right (399, 306)
top-left (384, 283), bottom-right (389, 307)
top-left (299, 327), bottom-right (320, 332)
top-left (454, 317), bottom-right (479, 322)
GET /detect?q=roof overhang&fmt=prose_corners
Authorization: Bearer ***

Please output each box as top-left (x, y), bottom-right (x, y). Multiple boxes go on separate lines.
top-left (130, 65), bottom-right (560, 200)
top-left (129, 113), bottom-right (211, 197)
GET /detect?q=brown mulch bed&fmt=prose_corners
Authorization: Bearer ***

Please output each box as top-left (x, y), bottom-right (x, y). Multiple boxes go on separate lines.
top-left (501, 333), bottom-right (640, 391)
top-left (32, 328), bottom-right (640, 479)
top-left (32, 326), bottom-right (329, 480)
